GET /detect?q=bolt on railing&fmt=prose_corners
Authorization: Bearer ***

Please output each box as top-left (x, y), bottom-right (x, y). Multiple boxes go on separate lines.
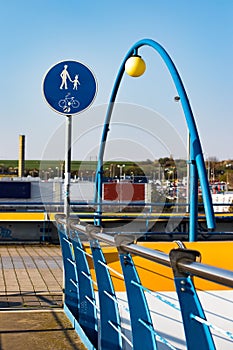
top-left (55, 214), bottom-right (233, 350)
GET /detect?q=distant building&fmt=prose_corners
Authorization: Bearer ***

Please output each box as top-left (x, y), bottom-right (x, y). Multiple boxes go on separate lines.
top-left (212, 192), bottom-right (233, 212)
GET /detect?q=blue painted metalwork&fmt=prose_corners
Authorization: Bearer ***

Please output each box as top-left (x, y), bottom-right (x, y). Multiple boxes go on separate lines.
top-left (70, 228), bottom-right (98, 348)
top-left (118, 252), bottom-right (157, 349)
top-left (88, 231), bottom-right (122, 349)
top-left (170, 248), bottom-right (216, 350)
top-left (174, 276), bottom-right (216, 350)
top-left (189, 144), bottom-right (199, 241)
top-left (56, 215), bottom-right (233, 350)
top-left (64, 303), bottom-right (96, 350)
top-left (57, 223), bottom-right (79, 319)
top-left (94, 38), bottom-right (215, 234)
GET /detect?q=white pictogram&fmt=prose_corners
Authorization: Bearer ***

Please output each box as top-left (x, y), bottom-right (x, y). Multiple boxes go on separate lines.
top-left (58, 65), bottom-right (81, 112)
top-left (60, 65), bottom-right (72, 90)
top-left (58, 93), bottom-right (80, 113)
top-left (59, 65), bottom-right (81, 90)
top-left (73, 74), bottom-right (80, 90)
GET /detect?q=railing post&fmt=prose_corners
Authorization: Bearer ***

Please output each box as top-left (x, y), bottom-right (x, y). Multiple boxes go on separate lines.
top-left (169, 247), bottom-right (216, 350)
top-left (115, 235), bottom-right (157, 350)
top-left (57, 223), bottom-right (79, 319)
top-left (189, 152), bottom-right (198, 241)
top-left (70, 227), bottom-right (98, 348)
top-left (87, 226), bottom-right (122, 350)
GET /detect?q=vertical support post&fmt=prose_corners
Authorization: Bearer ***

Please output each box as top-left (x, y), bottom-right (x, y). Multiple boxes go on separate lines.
top-left (70, 230), bottom-right (98, 348)
top-left (95, 167), bottom-right (103, 226)
top-left (169, 248), bottom-right (216, 350)
top-left (57, 223), bottom-right (79, 319)
top-left (189, 142), bottom-right (198, 241)
top-left (115, 235), bottom-right (157, 350)
top-left (186, 132), bottom-right (190, 214)
top-left (64, 115), bottom-right (72, 220)
top-left (87, 226), bottom-right (122, 349)
top-left (118, 252), bottom-right (157, 350)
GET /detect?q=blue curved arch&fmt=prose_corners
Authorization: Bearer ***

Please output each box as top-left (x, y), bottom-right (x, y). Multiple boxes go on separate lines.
top-left (95, 38), bottom-right (215, 232)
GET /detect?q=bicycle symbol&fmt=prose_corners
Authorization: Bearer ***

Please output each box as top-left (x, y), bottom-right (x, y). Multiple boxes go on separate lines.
top-left (58, 93), bottom-right (80, 113)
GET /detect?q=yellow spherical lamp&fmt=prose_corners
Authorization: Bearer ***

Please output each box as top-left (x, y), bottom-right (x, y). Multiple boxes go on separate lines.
top-left (125, 55), bottom-right (146, 77)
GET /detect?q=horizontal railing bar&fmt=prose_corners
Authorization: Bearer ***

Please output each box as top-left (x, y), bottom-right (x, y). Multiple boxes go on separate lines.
top-left (0, 201), bottom-right (232, 207)
top-left (73, 228), bottom-right (171, 266)
top-left (108, 320), bottom-right (133, 347)
top-left (104, 291), bottom-right (130, 313)
top-left (56, 214), bottom-right (233, 289)
top-left (81, 271), bottom-right (98, 286)
top-left (55, 214), bottom-right (67, 225)
top-left (122, 243), bottom-right (233, 288)
top-left (85, 295), bottom-right (100, 311)
top-left (121, 243), bottom-right (171, 266)
top-left (98, 260), bottom-right (124, 279)
top-left (70, 278), bottom-right (78, 287)
top-left (75, 245), bottom-right (93, 258)
top-left (66, 258), bottom-right (76, 266)
top-left (138, 319), bottom-right (177, 350)
top-left (93, 232), bottom-right (115, 245)
top-left (191, 314), bottom-right (233, 340)
top-left (178, 261), bottom-right (233, 288)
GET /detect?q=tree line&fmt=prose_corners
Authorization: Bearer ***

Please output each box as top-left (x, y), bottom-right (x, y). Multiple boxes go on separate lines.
top-left (0, 158), bottom-right (232, 187)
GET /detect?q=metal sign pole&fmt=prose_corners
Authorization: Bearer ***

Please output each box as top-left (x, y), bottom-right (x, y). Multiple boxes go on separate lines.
top-left (42, 60), bottom-right (97, 222)
top-left (64, 115), bottom-right (72, 219)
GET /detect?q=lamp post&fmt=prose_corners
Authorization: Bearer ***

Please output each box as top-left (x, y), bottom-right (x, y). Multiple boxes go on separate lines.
top-left (130, 171), bottom-right (134, 183)
top-left (116, 164), bottom-right (125, 212)
top-left (205, 155), bottom-right (210, 182)
top-left (95, 39), bottom-right (215, 236)
top-left (226, 163), bottom-right (231, 190)
top-left (117, 164), bottom-right (125, 181)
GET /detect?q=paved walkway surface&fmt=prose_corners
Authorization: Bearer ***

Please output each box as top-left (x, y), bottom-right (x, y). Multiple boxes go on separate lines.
top-left (1, 310), bottom-right (87, 350)
top-left (0, 245), bottom-right (86, 350)
top-left (0, 245), bottom-right (63, 309)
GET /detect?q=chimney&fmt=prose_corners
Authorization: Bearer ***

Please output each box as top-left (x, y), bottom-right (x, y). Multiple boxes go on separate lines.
top-left (18, 135), bottom-right (25, 177)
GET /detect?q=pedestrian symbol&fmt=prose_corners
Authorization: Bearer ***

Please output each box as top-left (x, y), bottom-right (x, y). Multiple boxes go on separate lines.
top-left (42, 60), bottom-right (97, 116)
top-left (72, 75), bottom-right (81, 90)
top-left (60, 64), bottom-right (72, 90)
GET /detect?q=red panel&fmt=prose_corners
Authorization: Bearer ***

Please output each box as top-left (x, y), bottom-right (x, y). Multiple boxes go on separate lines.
top-left (103, 183), bottom-right (145, 201)
top-left (104, 183), bottom-right (118, 201)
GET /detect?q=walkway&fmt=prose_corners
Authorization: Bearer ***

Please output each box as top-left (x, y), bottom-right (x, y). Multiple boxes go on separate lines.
top-left (0, 245), bottom-right (86, 350)
top-left (0, 245), bottom-right (63, 309)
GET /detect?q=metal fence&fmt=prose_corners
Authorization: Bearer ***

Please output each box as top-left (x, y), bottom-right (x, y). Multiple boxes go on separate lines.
top-left (55, 214), bottom-right (233, 350)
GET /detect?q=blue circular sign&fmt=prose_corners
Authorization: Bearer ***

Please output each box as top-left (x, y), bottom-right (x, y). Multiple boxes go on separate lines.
top-left (42, 60), bottom-right (97, 116)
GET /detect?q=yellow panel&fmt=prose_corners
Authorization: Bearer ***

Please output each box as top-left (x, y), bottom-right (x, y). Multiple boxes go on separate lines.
top-left (83, 241), bottom-right (233, 292)
top-left (0, 212), bottom-right (45, 221)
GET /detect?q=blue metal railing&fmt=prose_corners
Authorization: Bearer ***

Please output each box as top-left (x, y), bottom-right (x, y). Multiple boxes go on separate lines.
top-left (0, 200), bottom-right (232, 212)
top-left (0, 201), bottom-right (233, 243)
top-left (55, 214), bottom-right (233, 350)
top-left (1, 200), bottom-right (232, 211)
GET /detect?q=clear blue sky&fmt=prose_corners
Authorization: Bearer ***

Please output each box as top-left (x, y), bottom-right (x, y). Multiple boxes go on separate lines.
top-left (0, 0), bottom-right (232, 162)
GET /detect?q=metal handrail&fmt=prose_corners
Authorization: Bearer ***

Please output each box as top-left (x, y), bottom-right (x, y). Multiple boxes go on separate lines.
top-left (0, 200), bottom-right (232, 207)
top-left (55, 213), bottom-right (233, 349)
top-left (57, 214), bottom-right (233, 288)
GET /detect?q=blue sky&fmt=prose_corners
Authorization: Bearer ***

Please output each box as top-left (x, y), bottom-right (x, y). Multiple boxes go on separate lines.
top-left (0, 0), bottom-right (232, 162)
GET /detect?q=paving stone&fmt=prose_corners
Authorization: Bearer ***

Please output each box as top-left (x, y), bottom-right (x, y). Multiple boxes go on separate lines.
top-left (0, 311), bottom-right (86, 350)
top-left (0, 245), bottom-right (63, 309)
